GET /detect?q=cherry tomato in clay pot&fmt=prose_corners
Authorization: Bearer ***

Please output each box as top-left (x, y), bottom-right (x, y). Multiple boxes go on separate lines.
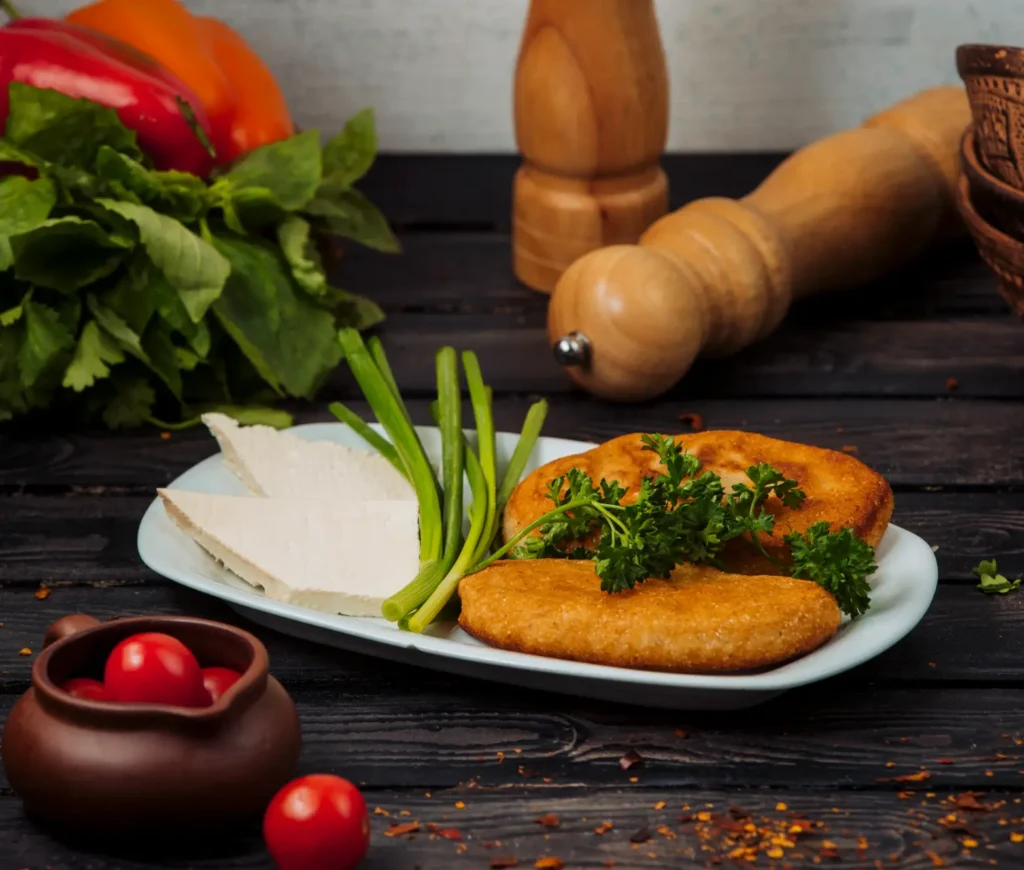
top-left (264, 774), bottom-right (370, 870)
top-left (202, 666), bottom-right (242, 702)
top-left (104, 631), bottom-right (207, 707)
top-left (62, 677), bottom-right (108, 700)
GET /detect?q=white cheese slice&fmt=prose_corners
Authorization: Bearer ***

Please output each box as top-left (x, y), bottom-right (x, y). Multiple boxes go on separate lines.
top-left (158, 489), bottom-right (420, 617)
top-left (202, 413), bottom-right (415, 502)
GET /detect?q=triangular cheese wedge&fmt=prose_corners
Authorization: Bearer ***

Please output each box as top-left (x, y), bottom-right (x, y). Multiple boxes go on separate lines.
top-left (159, 489), bottom-right (420, 616)
top-left (202, 413), bottom-right (415, 502)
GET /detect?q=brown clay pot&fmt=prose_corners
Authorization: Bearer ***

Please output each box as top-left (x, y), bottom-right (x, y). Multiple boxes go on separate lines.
top-left (957, 43), bottom-right (1024, 191)
top-left (1, 613), bottom-right (301, 844)
top-left (960, 127), bottom-right (1024, 240)
top-left (954, 172), bottom-right (1024, 317)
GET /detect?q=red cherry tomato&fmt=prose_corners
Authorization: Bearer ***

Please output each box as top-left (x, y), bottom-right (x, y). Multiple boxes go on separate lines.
top-left (264, 774), bottom-right (370, 870)
top-left (201, 666), bottom-right (242, 703)
top-left (103, 632), bottom-right (206, 707)
top-left (62, 677), bottom-right (108, 700)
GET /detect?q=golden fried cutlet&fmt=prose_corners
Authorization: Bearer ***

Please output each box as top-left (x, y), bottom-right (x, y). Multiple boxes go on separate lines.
top-left (458, 559), bottom-right (841, 673)
top-left (503, 430), bottom-right (893, 574)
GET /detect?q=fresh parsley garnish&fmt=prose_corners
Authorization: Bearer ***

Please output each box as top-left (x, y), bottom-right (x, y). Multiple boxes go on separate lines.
top-left (508, 433), bottom-right (877, 618)
top-left (973, 559), bottom-right (1022, 595)
top-left (785, 523), bottom-right (875, 618)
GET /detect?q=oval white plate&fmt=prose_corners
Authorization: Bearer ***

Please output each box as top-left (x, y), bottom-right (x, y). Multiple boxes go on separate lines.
top-left (138, 423), bottom-right (938, 710)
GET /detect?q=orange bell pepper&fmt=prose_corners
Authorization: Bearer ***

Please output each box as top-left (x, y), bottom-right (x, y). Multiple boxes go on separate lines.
top-left (65, 0), bottom-right (294, 166)
top-left (194, 16), bottom-right (295, 163)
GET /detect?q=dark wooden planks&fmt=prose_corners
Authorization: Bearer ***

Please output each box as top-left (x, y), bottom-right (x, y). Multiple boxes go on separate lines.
top-left (361, 153), bottom-right (790, 231)
top-left (2, 582), bottom-right (1024, 692)
top-left (0, 492), bottom-right (1013, 587)
top-left (3, 677), bottom-right (1024, 791)
top-left (5, 786), bottom-right (1022, 870)
top-left (2, 398), bottom-right (1019, 489)
top-left (358, 312), bottom-right (1024, 398)
top-left (341, 230), bottom-right (1009, 319)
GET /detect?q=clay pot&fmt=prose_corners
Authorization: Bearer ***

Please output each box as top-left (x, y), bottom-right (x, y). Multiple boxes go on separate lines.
top-left (960, 127), bottom-right (1024, 239)
top-left (1, 614), bottom-right (301, 844)
top-left (954, 172), bottom-right (1024, 317)
top-left (957, 43), bottom-right (1024, 191)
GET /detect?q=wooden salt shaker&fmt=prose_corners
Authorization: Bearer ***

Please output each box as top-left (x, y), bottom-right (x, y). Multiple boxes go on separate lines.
top-left (512, 0), bottom-right (669, 293)
top-left (547, 86), bottom-right (972, 401)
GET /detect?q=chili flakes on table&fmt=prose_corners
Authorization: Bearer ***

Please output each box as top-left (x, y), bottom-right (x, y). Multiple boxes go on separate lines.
top-left (384, 822), bottom-right (420, 837)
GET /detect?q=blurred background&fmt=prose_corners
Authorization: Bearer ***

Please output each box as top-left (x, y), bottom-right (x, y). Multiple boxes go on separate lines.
top-left (34, 0), bottom-right (1024, 152)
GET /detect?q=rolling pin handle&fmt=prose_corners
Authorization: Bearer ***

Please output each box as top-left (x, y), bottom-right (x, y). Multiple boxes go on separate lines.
top-left (552, 331), bottom-right (591, 368)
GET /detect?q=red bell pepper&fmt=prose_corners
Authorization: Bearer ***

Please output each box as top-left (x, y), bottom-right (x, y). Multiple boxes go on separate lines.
top-left (0, 27), bottom-right (215, 176)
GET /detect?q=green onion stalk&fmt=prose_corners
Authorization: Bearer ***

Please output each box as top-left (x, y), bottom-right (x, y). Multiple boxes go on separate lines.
top-left (407, 361), bottom-right (548, 633)
top-left (336, 331), bottom-right (551, 631)
top-left (337, 329), bottom-right (443, 598)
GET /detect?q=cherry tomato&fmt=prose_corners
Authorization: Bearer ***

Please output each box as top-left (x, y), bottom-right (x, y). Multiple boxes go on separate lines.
top-left (264, 774), bottom-right (370, 870)
top-left (62, 677), bottom-right (108, 701)
top-left (103, 632), bottom-right (206, 707)
top-left (201, 666), bottom-right (242, 703)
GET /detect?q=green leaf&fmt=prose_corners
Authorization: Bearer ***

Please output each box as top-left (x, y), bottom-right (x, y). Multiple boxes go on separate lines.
top-left (86, 294), bottom-right (144, 357)
top-left (0, 303), bottom-right (24, 326)
top-left (102, 376), bottom-right (155, 429)
top-left (95, 147), bottom-right (207, 221)
top-left (0, 324), bottom-right (26, 419)
top-left (304, 187), bottom-right (400, 253)
top-left (140, 318), bottom-right (182, 398)
top-left (973, 558), bottom-right (1022, 595)
top-left (210, 233), bottom-right (343, 399)
top-left (153, 403), bottom-right (293, 431)
top-left (323, 285), bottom-right (386, 331)
top-left (277, 215), bottom-right (327, 296)
top-left (10, 216), bottom-right (133, 292)
top-left (95, 200), bottom-right (229, 321)
top-left (214, 130), bottom-right (322, 226)
top-left (87, 295), bottom-right (181, 398)
top-left (322, 108), bottom-right (377, 187)
top-left (129, 257), bottom-right (211, 357)
top-left (6, 82), bottom-right (142, 167)
top-left (0, 140), bottom-right (42, 168)
top-left (62, 319), bottom-right (125, 391)
top-left (0, 176), bottom-right (57, 270)
top-left (18, 297), bottom-right (75, 388)
top-left (175, 346), bottom-right (202, 371)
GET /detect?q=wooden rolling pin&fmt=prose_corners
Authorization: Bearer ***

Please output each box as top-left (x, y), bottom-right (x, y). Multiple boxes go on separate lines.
top-left (512, 0), bottom-right (669, 293)
top-left (548, 86), bottom-right (971, 401)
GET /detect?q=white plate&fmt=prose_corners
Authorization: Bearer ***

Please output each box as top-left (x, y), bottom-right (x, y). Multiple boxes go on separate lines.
top-left (138, 423), bottom-right (938, 710)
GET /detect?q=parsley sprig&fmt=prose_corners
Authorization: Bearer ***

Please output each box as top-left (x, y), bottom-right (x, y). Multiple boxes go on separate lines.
top-left (974, 559), bottom-right (1022, 595)
top-left (492, 433), bottom-right (877, 618)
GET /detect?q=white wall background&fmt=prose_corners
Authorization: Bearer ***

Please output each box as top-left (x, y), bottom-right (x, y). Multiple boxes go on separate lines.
top-left (39, 0), bottom-right (1024, 152)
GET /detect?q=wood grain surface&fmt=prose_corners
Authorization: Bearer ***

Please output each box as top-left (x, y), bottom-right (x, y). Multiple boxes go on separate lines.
top-left (0, 155), bottom-right (1022, 869)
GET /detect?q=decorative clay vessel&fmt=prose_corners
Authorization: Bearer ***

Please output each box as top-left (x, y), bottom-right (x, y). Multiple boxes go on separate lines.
top-left (2, 613), bottom-right (301, 843)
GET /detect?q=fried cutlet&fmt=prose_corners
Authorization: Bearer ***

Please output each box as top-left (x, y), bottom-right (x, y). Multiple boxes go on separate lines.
top-left (458, 559), bottom-right (841, 673)
top-left (503, 430), bottom-right (893, 574)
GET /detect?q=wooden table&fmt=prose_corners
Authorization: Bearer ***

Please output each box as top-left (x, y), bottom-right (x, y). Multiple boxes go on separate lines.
top-left (2, 155), bottom-right (1024, 870)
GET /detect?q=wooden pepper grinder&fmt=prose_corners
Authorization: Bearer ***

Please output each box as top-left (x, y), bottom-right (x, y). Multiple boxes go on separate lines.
top-left (548, 86), bottom-right (971, 401)
top-left (512, 0), bottom-right (669, 293)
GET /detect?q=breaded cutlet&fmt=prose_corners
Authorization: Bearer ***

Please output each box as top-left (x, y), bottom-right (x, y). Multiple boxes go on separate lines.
top-left (458, 559), bottom-right (842, 673)
top-left (502, 430), bottom-right (893, 574)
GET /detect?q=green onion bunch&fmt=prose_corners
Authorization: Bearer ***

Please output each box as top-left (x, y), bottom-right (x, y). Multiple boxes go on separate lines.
top-left (332, 328), bottom-right (548, 631)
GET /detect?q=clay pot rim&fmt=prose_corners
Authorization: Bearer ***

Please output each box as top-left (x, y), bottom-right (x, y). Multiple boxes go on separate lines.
top-left (33, 615), bottom-right (270, 724)
top-left (957, 43), bottom-right (1024, 79)
top-left (960, 127), bottom-right (1024, 206)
